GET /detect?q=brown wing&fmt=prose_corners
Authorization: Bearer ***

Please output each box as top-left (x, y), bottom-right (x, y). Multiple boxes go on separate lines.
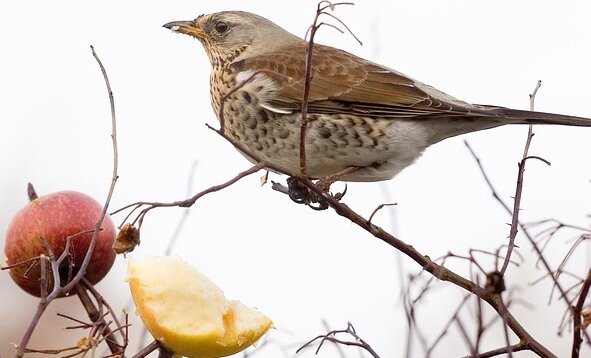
top-left (234, 43), bottom-right (498, 118)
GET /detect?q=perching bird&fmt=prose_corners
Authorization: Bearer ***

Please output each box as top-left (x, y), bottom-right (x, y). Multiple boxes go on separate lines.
top-left (163, 11), bottom-right (591, 182)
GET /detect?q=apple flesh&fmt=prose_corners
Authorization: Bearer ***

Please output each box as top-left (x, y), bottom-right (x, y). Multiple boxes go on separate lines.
top-left (4, 190), bottom-right (116, 297)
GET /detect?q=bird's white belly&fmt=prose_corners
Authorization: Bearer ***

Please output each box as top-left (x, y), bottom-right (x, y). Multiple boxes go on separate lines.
top-left (231, 111), bottom-right (432, 182)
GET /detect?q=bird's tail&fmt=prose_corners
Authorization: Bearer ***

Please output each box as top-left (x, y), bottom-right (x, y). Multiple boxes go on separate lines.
top-left (491, 107), bottom-right (591, 127)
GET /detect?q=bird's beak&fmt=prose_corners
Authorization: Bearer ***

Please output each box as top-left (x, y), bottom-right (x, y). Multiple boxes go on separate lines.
top-left (163, 20), bottom-right (205, 40)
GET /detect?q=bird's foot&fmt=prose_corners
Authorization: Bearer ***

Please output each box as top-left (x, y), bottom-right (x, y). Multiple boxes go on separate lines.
top-left (286, 177), bottom-right (328, 210)
top-left (313, 166), bottom-right (357, 202)
top-left (286, 172), bottom-right (350, 211)
top-left (316, 166), bottom-right (359, 192)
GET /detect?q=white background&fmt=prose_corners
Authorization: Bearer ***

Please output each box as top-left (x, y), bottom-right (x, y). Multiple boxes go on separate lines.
top-left (1, 1), bottom-right (590, 357)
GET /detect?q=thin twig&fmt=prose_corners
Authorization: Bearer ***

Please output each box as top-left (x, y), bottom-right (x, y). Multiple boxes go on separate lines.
top-left (58, 45), bottom-right (119, 296)
top-left (21, 346), bottom-right (81, 355)
top-left (425, 295), bottom-right (471, 356)
top-left (158, 345), bottom-right (174, 358)
top-left (463, 342), bottom-right (527, 358)
top-left (298, 5), bottom-right (320, 177)
top-left (367, 203), bottom-right (397, 225)
top-left (321, 320), bottom-right (347, 358)
top-left (14, 45), bottom-right (120, 358)
top-left (500, 297), bottom-right (514, 358)
top-left (299, 2), bottom-right (360, 177)
top-left (455, 316), bottom-right (476, 355)
top-left (500, 80), bottom-right (546, 276)
top-left (75, 284), bottom-right (121, 354)
top-left (572, 268), bottom-right (591, 358)
top-left (402, 278), bottom-right (428, 357)
top-left (132, 340), bottom-right (162, 358)
top-left (164, 160), bottom-right (199, 255)
top-left (115, 162), bottom-right (265, 230)
top-left (556, 234), bottom-right (590, 284)
top-left (82, 278), bottom-right (126, 342)
top-left (297, 322), bottom-right (380, 358)
top-left (466, 139), bottom-right (591, 346)
top-left (474, 276), bottom-right (485, 353)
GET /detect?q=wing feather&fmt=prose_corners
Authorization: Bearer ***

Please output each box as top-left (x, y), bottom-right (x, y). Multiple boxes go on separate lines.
top-left (234, 44), bottom-right (498, 119)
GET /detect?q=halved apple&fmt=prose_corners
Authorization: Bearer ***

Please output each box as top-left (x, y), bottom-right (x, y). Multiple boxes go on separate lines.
top-left (128, 256), bottom-right (272, 357)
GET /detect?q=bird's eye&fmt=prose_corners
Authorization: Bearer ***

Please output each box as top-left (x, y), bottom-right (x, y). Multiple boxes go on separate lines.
top-left (215, 21), bottom-right (229, 33)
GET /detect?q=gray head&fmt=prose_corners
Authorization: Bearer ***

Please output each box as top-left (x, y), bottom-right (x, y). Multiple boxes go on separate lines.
top-left (163, 11), bottom-right (300, 67)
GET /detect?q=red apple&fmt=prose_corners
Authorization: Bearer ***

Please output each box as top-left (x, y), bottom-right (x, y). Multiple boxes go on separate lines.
top-left (4, 189), bottom-right (116, 297)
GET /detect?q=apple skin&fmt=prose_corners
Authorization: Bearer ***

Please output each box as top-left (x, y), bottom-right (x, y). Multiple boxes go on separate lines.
top-left (4, 191), bottom-right (116, 297)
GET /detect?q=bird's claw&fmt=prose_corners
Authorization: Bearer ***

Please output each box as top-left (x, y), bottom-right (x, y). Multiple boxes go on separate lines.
top-left (332, 183), bottom-right (347, 201)
top-left (286, 177), bottom-right (346, 211)
top-left (286, 177), bottom-right (311, 204)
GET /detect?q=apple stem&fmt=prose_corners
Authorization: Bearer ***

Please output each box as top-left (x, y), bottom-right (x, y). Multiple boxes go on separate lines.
top-left (27, 183), bottom-right (38, 201)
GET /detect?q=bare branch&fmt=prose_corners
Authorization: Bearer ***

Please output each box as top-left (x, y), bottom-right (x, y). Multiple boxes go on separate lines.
top-left (299, 2), bottom-right (361, 177)
top-left (75, 284), bottom-right (121, 354)
top-left (14, 45), bottom-right (120, 358)
top-left (499, 81), bottom-right (547, 276)
top-left (115, 162), bottom-right (265, 230)
top-left (297, 322), bottom-right (380, 357)
top-left (367, 203), bottom-right (397, 225)
top-left (132, 340), bottom-right (162, 358)
top-left (463, 342), bottom-right (527, 358)
top-left (426, 295), bottom-right (471, 356)
top-left (572, 269), bottom-right (591, 357)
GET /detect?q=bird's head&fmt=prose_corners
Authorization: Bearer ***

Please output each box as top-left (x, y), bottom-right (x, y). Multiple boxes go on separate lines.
top-left (163, 11), bottom-right (298, 67)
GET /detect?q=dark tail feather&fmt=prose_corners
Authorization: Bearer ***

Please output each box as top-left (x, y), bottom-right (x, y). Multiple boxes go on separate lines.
top-left (492, 107), bottom-right (591, 127)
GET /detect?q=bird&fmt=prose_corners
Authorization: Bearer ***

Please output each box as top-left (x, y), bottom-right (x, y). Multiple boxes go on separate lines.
top-left (163, 11), bottom-right (591, 182)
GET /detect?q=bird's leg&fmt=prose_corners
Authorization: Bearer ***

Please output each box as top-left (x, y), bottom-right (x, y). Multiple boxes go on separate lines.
top-left (315, 166), bottom-right (359, 195)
